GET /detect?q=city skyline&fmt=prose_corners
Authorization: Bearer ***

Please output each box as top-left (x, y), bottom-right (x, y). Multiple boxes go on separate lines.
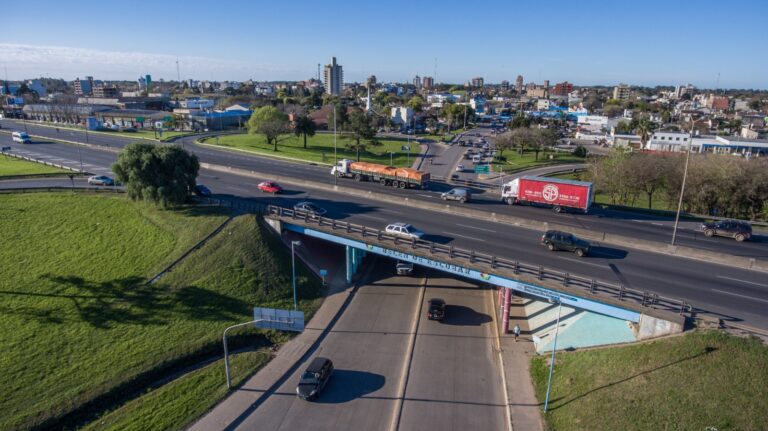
top-left (1, 0), bottom-right (766, 89)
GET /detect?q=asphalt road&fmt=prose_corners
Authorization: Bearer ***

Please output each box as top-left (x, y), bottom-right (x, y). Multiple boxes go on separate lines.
top-left (227, 259), bottom-right (506, 431)
top-left (3, 119), bottom-right (763, 260)
top-left (2, 122), bottom-right (768, 329)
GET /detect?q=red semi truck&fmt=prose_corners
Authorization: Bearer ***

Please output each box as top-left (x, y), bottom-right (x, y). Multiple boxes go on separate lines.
top-left (501, 176), bottom-right (594, 213)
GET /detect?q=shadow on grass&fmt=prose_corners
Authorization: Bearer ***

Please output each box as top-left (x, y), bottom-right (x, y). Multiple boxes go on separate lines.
top-left (2, 274), bottom-right (251, 328)
top-left (547, 346), bottom-right (719, 411)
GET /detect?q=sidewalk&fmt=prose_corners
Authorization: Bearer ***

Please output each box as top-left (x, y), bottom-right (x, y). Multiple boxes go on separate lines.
top-left (497, 292), bottom-right (545, 431)
top-left (189, 234), bottom-right (353, 431)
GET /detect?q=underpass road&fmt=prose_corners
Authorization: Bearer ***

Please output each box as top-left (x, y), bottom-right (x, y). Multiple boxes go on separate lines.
top-left (234, 261), bottom-right (422, 431)
top-left (398, 274), bottom-right (507, 431)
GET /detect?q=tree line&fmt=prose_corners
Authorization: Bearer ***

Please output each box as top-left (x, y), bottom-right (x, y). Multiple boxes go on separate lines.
top-left (587, 149), bottom-right (768, 220)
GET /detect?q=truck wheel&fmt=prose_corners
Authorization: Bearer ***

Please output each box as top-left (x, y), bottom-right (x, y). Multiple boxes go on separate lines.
top-left (399, 181), bottom-right (407, 189)
top-left (380, 178), bottom-right (387, 186)
top-left (704, 229), bottom-right (714, 237)
top-left (547, 243), bottom-right (555, 251)
top-left (504, 197), bottom-right (515, 205)
top-left (355, 174), bottom-right (362, 181)
top-left (735, 234), bottom-right (746, 242)
top-left (459, 197), bottom-right (466, 203)
top-left (574, 248), bottom-right (585, 257)
top-left (553, 205), bottom-right (563, 213)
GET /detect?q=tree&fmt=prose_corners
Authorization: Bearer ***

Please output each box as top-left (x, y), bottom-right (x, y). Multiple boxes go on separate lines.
top-left (508, 112), bottom-right (531, 129)
top-left (629, 153), bottom-right (670, 209)
top-left (112, 142), bottom-right (199, 208)
top-left (293, 114), bottom-right (316, 149)
top-left (248, 106), bottom-right (289, 151)
top-left (509, 127), bottom-right (533, 155)
top-left (532, 129), bottom-right (558, 161)
top-left (573, 145), bottom-right (588, 158)
top-left (344, 110), bottom-right (381, 161)
top-left (747, 98), bottom-right (762, 111)
top-left (326, 103), bottom-right (349, 132)
top-left (494, 132), bottom-right (514, 159)
top-left (635, 118), bottom-right (654, 149)
top-left (406, 96), bottom-right (424, 113)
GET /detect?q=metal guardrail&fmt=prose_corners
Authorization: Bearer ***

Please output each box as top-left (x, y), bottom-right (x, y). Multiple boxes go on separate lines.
top-left (266, 204), bottom-right (691, 316)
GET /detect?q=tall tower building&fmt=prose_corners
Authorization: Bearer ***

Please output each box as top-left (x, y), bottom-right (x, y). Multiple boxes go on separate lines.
top-left (515, 75), bottom-right (524, 92)
top-left (323, 57), bottom-right (344, 96)
top-left (413, 75), bottom-right (421, 88)
top-left (422, 76), bottom-right (434, 89)
top-left (471, 77), bottom-right (484, 88)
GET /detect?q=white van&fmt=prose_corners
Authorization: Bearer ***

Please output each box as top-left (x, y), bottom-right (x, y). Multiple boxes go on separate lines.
top-left (472, 154), bottom-right (482, 163)
top-left (12, 131), bottom-right (31, 144)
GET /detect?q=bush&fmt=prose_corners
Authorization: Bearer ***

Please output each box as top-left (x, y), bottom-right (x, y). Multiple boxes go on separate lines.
top-left (573, 145), bottom-right (588, 158)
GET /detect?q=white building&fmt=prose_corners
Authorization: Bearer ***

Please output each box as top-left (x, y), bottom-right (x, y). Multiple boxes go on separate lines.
top-left (577, 115), bottom-right (609, 132)
top-left (179, 98), bottom-right (214, 109)
top-left (426, 93), bottom-right (461, 106)
top-left (323, 57), bottom-right (344, 96)
top-left (536, 99), bottom-right (551, 110)
top-left (391, 106), bottom-right (414, 127)
top-left (646, 131), bottom-right (694, 152)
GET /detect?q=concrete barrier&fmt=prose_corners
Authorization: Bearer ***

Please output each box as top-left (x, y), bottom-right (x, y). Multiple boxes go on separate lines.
top-left (201, 161), bottom-right (768, 273)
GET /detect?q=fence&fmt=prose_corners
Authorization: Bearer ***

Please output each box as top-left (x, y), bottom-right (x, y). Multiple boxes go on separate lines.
top-left (266, 204), bottom-right (691, 317)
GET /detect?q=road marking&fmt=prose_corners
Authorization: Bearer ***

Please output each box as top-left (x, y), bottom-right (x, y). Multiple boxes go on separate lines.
top-left (716, 276), bottom-right (768, 288)
top-left (443, 231), bottom-right (484, 241)
top-left (455, 223), bottom-right (496, 233)
top-left (711, 289), bottom-right (768, 303)
top-left (417, 194), bottom-right (434, 198)
top-left (651, 222), bottom-right (664, 226)
top-left (556, 256), bottom-right (608, 268)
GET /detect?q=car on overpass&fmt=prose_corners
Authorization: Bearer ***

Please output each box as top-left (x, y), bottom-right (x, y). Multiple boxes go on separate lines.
top-left (87, 175), bottom-right (114, 186)
top-left (257, 181), bottom-right (282, 194)
top-left (701, 219), bottom-right (752, 242)
top-left (293, 201), bottom-right (327, 218)
top-left (541, 230), bottom-right (591, 257)
top-left (385, 223), bottom-right (424, 240)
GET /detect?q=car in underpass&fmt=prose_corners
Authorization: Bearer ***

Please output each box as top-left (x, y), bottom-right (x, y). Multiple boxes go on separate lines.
top-left (385, 223), bottom-right (424, 240)
top-left (296, 357), bottom-right (334, 401)
top-left (427, 298), bottom-right (446, 321)
top-left (396, 261), bottom-right (414, 275)
top-left (541, 230), bottom-right (591, 257)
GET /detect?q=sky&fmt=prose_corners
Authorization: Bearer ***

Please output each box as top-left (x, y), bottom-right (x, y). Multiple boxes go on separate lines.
top-left (1, 0), bottom-right (766, 89)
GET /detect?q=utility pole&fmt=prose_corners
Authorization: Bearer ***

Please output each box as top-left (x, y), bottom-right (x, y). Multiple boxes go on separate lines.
top-left (333, 104), bottom-right (338, 185)
top-left (671, 119), bottom-right (698, 245)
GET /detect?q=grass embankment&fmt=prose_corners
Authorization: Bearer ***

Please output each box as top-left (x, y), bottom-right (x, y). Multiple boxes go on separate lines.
top-left (203, 133), bottom-right (416, 166)
top-left (493, 150), bottom-right (585, 172)
top-left (531, 331), bottom-right (768, 431)
top-left (0, 155), bottom-right (70, 177)
top-left (0, 193), bottom-right (324, 430)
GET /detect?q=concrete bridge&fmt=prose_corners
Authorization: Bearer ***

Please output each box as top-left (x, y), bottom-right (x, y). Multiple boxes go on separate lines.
top-left (264, 205), bottom-right (687, 352)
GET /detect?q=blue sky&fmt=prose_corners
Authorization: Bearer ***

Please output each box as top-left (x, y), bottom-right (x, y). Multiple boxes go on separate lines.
top-left (2, 0), bottom-right (766, 88)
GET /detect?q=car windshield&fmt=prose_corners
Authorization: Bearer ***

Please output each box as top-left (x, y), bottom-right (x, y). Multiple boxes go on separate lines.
top-left (403, 225), bottom-right (415, 233)
top-left (305, 204), bottom-right (319, 211)
top-left (300, 372), bottom-right (318, 383)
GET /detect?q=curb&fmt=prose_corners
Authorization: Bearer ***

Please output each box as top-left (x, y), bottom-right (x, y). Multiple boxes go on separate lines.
top-left (199, 161), bottom-right (768, 273)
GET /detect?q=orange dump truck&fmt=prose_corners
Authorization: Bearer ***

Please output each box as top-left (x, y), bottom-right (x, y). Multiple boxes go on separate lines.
top-left (331, 159), bottom-right (430, 189)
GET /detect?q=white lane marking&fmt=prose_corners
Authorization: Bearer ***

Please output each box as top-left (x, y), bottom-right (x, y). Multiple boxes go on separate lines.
top-left (716, 276), bottom-right (768, 288)
top-left (417, 194), bottom-right (434, 198)
top-left (442, 231), bottom-right (484, 241)
top-left (455, 223), bottom-right (496, 233)
top-left (711, 289), bottom-right (768, 303)
top-left (651, 222), bottom-right (664, 226)
top-left (556, 257), bottom-right (608, 269)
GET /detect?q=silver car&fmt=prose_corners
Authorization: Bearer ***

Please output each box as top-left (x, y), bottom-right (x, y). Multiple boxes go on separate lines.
top-left (88, 175), bottom-right (114, 186)
top-left (384, 223), bottom-right (424, 240)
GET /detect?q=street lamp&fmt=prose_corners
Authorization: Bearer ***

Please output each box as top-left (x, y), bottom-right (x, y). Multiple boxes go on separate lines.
top-left (543, 298), bottom-right (563, 413)
top-left (671, 118), bottom-right (702, 246)
top-left (333, 105), bottom-right (338, 185)
top-left (390, 151), bottom-right (394, 166)
top-left (291, 240), bottom-right (302, 310)
top-left (222, 319), bottom-right (263, 388)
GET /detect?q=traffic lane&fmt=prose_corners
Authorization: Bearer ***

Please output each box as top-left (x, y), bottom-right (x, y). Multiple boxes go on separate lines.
top-left (399, 275), bottom-right (507, 431)
top-left (0, 119), bottom-right (139, 148)
top-left (235, 260), bottom-right (423, 431)
top-left (16, 127), bottom-right (766, 259)
top-left (0, 137), bottom-right (118, 176)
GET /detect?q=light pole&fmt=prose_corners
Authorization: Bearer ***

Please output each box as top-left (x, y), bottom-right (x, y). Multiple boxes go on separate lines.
top-left (291, 240), bottom-right (301, 310)
top-left (223, 319), bottom-right (263, 388)
top-left (333, 104), bottom-right (338, 185)
top-left (390, 151), bottom-right (394, 166)
top-left (671, 119), bottom-right (700, 246)
top-left (543, 298), bottom-right (563, 413)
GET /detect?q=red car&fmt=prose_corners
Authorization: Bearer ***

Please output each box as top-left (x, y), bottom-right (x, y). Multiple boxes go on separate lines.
top-left (258, 181), bottom-right (282, 194)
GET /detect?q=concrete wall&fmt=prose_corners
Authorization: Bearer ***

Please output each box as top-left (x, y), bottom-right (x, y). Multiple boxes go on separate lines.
top-left (635, 313), bottom-right (685, 340)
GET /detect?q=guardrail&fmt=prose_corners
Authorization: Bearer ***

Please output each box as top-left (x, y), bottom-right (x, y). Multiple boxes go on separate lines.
top-left (266, 204), bottom-right (691, 317)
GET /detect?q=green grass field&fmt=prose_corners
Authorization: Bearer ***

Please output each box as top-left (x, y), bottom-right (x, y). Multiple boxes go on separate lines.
top-left (494, 150), bottom-right (585, 172)
top-left (0, 193), bottom-right (323, 430)
top-left (0, 155), bottom-right (70, 177)
top-left (531, 331), bottom-right (768, 431)
top-left (203, 132), bottom-right (417, 166)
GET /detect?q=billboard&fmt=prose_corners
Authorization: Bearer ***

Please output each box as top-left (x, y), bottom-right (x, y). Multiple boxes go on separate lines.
top-left (253, 307), bottom-right (305, 332)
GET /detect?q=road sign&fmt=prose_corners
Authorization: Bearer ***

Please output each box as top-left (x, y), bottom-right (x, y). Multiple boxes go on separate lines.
top-left (253, 307), bottom-right (304, 332)
top-left (136, 117), bottom-right (145, 122)
top-left (475, 165), bottom-right (490, 174)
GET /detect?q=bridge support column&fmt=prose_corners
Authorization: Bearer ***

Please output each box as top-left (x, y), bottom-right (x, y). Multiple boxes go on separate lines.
top-left (345, 246), bottom-right (354, 284)
top-left (502, 288), bottom-right (511, 334)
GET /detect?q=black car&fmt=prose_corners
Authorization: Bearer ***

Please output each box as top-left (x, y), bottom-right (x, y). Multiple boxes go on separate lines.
top-left (541, 230), bottom-right (591, 257)
top-left (194, 184), bottom-right (212, 197)
top-left (701, 220), bottom-right (752, 242)
top-left (427, 298), bottom-right (446, 321)
top-left (296, 357), bottom-right (334, 401)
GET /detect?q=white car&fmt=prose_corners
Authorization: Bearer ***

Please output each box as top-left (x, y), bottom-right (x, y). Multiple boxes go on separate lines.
top-left (385, 223), bottom-right (424, 240)
top-left (455, 164), bottom-right (465, 172)
top-left (396, 261), bottom-right (414, 275)
top-left (88, 175), bottom-right (114, 186)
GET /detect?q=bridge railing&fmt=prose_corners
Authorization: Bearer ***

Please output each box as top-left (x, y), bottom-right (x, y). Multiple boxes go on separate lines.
top-left (267, 205), bottom-right (690, 316)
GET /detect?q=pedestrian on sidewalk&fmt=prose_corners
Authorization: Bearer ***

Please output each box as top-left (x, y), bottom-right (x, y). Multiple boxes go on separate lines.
top-left (513, 324), bottom-right (521, 342)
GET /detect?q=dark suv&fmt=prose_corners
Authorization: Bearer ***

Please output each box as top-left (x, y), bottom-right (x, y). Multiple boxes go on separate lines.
top-left (296, 357), bottom-right (334, 401)
top-left (541, 230), bottom-right (591, 257)
top-left (427, 298), bottom-right (446, 321)
top-left (701, 220), bottom-right (752, 242)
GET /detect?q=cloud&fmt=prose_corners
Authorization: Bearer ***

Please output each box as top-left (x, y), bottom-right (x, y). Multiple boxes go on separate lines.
top-left (0, 43), bottom-right (293, 81)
